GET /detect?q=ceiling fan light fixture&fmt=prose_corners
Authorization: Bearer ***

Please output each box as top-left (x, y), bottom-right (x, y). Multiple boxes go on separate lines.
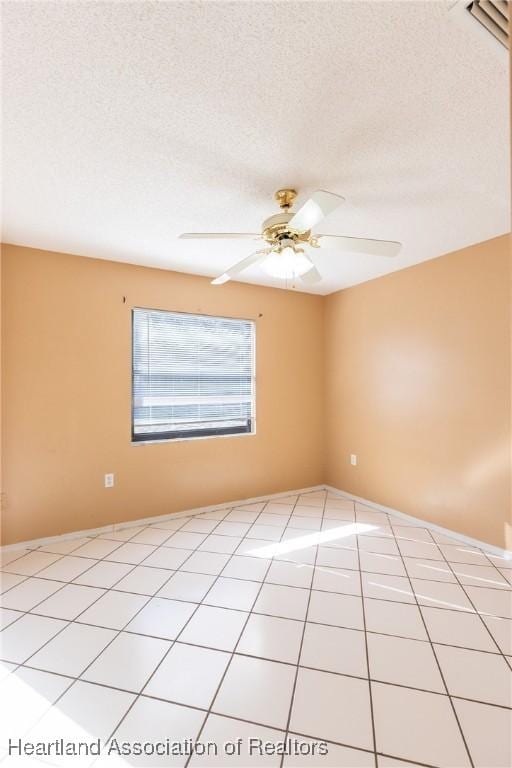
top-left (261, 246), bottom-right (313, 279)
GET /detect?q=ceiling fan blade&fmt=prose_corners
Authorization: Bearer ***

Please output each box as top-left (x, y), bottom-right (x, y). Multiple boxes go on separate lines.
top-left (300, 265), bottom-right (322, 285)
top-left (211, 249), bottom-right (270, 285)
top-left (287, 190), bottom-right (345, 233)
top-left (179, 233), bottom-right (261, 240)
top-left (318, 235), bottom-right (401, 257)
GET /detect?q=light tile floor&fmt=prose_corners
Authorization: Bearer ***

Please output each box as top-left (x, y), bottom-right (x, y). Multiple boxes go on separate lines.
top-left (0, 490), bottom-right (511, 767)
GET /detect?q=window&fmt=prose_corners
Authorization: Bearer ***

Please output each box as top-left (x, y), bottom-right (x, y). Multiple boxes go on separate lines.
top-left (132, 308), bottom-right (255, 442)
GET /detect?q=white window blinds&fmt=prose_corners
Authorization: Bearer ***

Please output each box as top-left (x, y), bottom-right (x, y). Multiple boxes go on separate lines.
top-left (132, 308), bottom-right (255, 442)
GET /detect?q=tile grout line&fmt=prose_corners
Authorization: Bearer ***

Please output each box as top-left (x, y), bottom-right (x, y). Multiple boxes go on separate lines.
top-left (355, 502), bottom-right (380, 768)
top-left (180, 493), bottom-right (303, 768)
top-left (4, 557), bottom-right (512, 605)
top-left (436, 542), bottom-right (512, 673)
top-left (16, 609), bottom-right (512, 664)
top-left (5, 536), bottom-right (512, 592)
top-left (4, 559), bottom-right (512, 599)
top-left (278, 491), bottom-right (330, 768)
top-left (388, 514), bottom-right (476, 768)
top-left (4, 516), bottom-right (512, 591)
top-left (20, 648), bottom-right (512, 711)
top-left (4, 565), bottom-right (512, 609)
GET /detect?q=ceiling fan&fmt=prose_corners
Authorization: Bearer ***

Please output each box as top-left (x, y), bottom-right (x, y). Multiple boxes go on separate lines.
top-left (179, 188), bottom-right (401, 286)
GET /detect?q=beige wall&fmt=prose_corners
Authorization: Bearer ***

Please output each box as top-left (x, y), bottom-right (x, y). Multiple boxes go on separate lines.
top-left (325, 235), bottom-right (511, 550)
top-left (1, 244), bottom-right (325, 544)
top-left (1, 237), bottom-right (511, 549)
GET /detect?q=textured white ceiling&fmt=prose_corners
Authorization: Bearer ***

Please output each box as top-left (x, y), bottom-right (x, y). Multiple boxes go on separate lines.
top-left (2, 1), bottom-right (510, 294)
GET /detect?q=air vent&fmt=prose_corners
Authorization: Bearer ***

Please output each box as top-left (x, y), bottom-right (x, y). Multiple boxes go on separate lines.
top-left (467, 0), bottom-right (510, 47)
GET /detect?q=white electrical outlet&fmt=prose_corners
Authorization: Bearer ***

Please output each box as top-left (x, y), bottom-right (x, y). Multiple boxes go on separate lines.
top-left (104, 473), bottom-right (114, 488)
top-left (350, 454), bottom-right (358, 466)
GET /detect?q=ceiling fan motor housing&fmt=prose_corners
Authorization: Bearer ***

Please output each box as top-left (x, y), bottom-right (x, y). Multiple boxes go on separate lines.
top-left (262, 212), bottom-right (311, 245)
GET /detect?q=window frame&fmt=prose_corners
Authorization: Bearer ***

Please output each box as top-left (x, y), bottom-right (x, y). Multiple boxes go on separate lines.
top-left (130, 307), bottom-right (256, 445)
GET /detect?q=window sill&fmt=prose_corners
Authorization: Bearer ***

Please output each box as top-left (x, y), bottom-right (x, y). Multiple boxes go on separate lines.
top-left (131, 429), bottom-right (256, 446)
